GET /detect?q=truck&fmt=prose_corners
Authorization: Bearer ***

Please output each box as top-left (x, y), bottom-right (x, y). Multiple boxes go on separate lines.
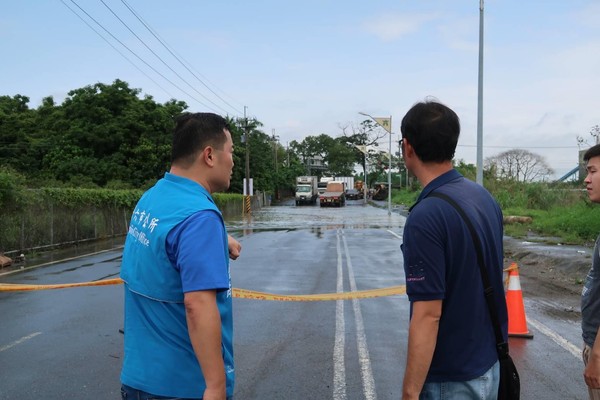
top-left (371, 182), bottom-right (389, 201)
top-left (295, 176), bottom-right (319, 205)
top-left (317, 176), bottom-right (334, 195)
top-left (319, 181), bottom-right (346, 207)
top-left (334, 176), bottom-right (354, 193)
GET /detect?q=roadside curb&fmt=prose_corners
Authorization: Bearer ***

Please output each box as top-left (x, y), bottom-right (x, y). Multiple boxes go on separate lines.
top-left (0, 246), bottom-right (124, 278)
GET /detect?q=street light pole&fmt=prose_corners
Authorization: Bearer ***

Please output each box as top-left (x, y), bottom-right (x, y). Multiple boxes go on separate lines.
top-left (476, 0), bottom-right (485, 186)
top-left (359, 111), bottom-right (393, 216)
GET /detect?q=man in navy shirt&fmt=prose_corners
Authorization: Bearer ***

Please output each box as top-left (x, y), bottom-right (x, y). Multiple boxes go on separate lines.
top-left (581, 144), bottom-right (600, 399)
top-left (400, 100), bottom-right (507, 399)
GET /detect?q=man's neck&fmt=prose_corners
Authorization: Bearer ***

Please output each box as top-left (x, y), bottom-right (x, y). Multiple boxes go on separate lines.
top-left (414, 161), bottom-right (454, 188)
top-left (169, 166), bottom-right (211, 193)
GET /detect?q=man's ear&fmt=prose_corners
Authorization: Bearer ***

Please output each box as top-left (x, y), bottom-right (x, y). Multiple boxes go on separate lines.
top-left (403, 139), bottom-right (414, 158)
top-left (203, 146), bottom-right (215, 166)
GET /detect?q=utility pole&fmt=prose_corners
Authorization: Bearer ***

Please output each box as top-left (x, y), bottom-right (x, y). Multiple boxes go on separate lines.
top-left (244, 106), bottom-right (250, 195)
top-left (387, 115), bottom-right (392, 216)
top-left (272, 129), bottom-right (279, 200)
top-left (243, 106), bottom-right (252, 214)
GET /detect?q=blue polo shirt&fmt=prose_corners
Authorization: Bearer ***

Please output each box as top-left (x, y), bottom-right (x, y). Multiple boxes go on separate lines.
top-left (402, 169), bottom-right (507, 382)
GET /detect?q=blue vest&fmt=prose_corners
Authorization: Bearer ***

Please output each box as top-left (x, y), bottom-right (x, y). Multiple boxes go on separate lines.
top-left (121, 173), bottom-right (227, 302)
top-left (120, 173), bottom-right (234, 397)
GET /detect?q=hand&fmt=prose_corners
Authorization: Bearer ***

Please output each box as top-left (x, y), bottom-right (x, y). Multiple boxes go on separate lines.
top-left (227, 235), bottom-right (241, 260)
top-left (585, 354), bottom-right (600, 389)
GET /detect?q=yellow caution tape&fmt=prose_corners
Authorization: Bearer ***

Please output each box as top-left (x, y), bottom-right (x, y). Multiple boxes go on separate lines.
top-left (0, 278), bottom-right (124, 291)
top-left (233, 285), bottom-right (406, 301)
top-left (0, 278), bottom-right (406, 301)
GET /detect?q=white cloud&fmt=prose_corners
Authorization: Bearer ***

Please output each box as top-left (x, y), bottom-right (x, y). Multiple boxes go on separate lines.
top-left (362, 12), bottom-right (438, 41)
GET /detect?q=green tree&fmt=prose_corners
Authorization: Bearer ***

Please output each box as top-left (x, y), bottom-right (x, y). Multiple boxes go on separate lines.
top-left (29, 80), bottom-right (187, 187)
top-left (338, 120), bottom-right (387, 186)
top-left (0, 94), bottom-right (36, 172)
top-left (326, 138), bottom-right (356, 176)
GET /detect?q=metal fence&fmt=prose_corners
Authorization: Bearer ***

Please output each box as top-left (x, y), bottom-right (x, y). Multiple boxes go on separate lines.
top-left (0, 202), bottom-right (130, 256)
top-left (0, 192), bottom-right (270, 257)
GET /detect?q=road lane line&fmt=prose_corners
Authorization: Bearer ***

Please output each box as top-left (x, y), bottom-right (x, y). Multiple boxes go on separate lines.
top-left (386, 229), bottom-right (402, 240)
top-left (342, 230), bottom-right (378, 400)
top-left (527, 317), bottom-right (581, 359)
top-left (0, 332), bottom-right (42, 352)
top-left (334, 229), bottom-right (347, 400)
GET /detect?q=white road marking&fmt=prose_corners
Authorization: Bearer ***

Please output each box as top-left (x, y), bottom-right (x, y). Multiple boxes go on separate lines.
top-left (527, 317), bottom-right (581, 359)
top-left (333, 230), bottom-right (347, 400)
top-left (342, 230), bottom-right (378, 400)
top-left (386, 229), bottom-right (402, 240)
top-left (0, 332), bottom-right (42, 352)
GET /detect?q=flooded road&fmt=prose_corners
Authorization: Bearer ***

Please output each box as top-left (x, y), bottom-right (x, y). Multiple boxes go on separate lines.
top-left (0, 200), bottom-right (590, 399)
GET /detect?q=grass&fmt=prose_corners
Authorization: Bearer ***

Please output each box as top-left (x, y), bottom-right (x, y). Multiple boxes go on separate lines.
top-left (391, 186), bottom-right (600, 246)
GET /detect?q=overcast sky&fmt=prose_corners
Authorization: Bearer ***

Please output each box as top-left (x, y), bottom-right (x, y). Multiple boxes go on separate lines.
top-left (2, 1), bottom-right (599, 180)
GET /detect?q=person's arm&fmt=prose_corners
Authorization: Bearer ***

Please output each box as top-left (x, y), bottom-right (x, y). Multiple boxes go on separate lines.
top-left (585, 326), bottom-right (600, 389)
top-left (402, 300), bottom-right (442, 400)
top-left (227, 235), bottom-right (241, 260)
top-left (184, 290), bottom-right (226, 400)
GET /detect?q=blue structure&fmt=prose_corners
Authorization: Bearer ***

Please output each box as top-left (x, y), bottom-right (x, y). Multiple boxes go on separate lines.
top-left (556, 166), bottom-right (580, 182)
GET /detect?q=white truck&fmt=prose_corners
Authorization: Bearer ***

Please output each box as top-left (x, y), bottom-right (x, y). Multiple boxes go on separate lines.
top-left (334, 176), bottom-right (354, 192)
top-left (295, 176), bottom-right (319, 205)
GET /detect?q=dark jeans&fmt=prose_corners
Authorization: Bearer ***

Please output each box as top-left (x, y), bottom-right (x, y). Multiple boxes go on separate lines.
top-left (120, 384), bottom-right (233, 400)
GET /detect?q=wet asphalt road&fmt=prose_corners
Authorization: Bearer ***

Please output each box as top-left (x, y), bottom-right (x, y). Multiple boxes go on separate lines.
top-left (0, 200), bottom-right (589, 399)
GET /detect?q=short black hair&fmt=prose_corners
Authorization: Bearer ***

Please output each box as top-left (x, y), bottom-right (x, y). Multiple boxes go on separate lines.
top-left (171, 112), bottom-right (230, 166)
top-left (584, 144), bottom-right (600, 163)
top-left (400, 100), bottom-right (460, 163)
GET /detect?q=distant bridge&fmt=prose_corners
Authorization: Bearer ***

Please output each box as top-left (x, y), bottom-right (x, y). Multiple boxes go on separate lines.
top-left (555, 166), bottom-right (580, 182)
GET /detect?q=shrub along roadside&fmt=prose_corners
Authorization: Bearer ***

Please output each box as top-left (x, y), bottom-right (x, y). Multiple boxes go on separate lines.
top-left (0, 185), bottom-right (244, 254)
top-left (391, 180), bottom-right (597, 246)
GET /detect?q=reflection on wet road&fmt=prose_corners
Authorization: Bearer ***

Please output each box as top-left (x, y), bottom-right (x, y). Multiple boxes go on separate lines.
top-left (226, 201), bottom-right (406, 234)
top-left (230, 202), bottom-right (407, 399)
top-left (0, 201), bottom-right (591, 399)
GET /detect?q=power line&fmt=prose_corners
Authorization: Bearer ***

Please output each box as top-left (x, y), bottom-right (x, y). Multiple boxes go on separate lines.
top-left (59, 0), bottom-right (174, 99)
top-left (66, 0), bottom-right (218, 113)
top-left (99, 0), bottom-right (233, 116)
top-left (120, 0), bottom-right (244, 116)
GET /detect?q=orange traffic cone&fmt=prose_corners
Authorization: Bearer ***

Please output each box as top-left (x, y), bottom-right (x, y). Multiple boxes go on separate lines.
top-left (505, 263), bottom-right (534, 339)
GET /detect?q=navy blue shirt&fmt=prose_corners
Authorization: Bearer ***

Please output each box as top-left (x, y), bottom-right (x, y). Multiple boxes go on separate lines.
top-left (402, 169), bottom-right (508, 382)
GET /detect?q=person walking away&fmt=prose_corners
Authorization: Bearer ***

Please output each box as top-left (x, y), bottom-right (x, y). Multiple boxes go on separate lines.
top-left (399, 100), bottom-right (508, 399)
top-left (120, 112), bottom-right (238, 400)
top-left (582, 144), bottom-right (600, 400)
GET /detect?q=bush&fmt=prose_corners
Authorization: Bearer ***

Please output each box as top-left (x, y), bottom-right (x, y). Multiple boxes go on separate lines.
top-left (0, 166), bottom-right (27, 212)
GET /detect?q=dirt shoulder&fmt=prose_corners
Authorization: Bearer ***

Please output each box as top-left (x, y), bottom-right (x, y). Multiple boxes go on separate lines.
top-left (503, 236), bottom-right (591, 312)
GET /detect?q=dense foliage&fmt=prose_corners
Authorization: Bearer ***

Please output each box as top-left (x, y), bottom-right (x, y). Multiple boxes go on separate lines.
top-left (0, 79), bottom-right (367, 194)
top-left (3, 79), bottom-right (596, 247)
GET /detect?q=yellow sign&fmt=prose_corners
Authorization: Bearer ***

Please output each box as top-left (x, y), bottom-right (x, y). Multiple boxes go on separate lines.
top-left (373, 117), bottom-right (392, 133)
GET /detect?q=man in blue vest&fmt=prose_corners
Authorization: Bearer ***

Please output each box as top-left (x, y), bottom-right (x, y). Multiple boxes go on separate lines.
top-left (400, 100), bottom-right (507, 399)
top-left (120, 112), bottom-right (238, 400)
